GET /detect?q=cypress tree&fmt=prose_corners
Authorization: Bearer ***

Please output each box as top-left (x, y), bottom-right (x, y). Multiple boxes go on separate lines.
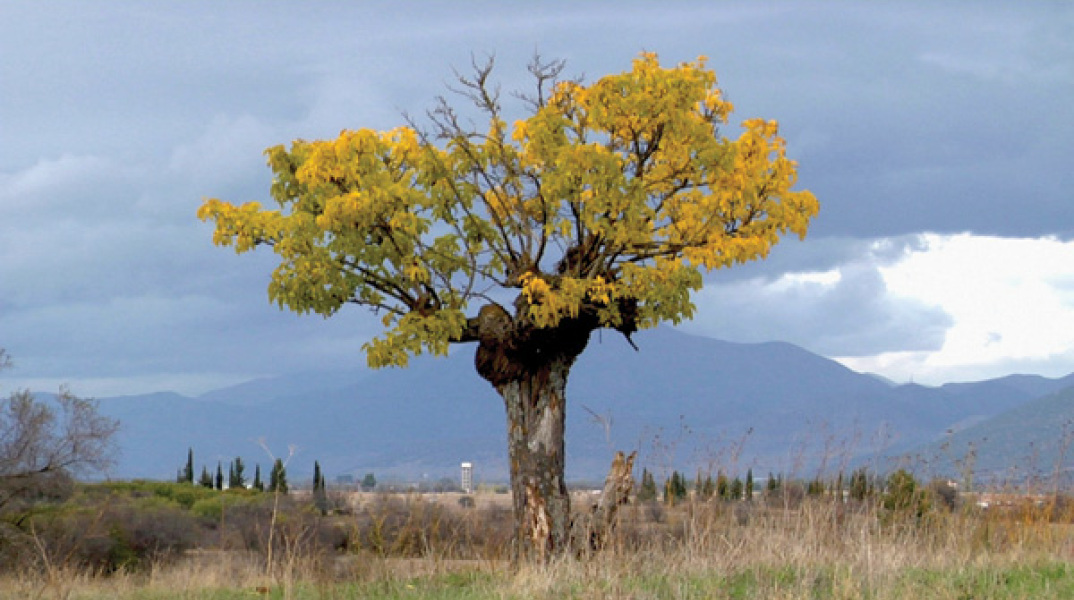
top-left (664, 471), bottom-right (687, 504)
top-left (313, 460), bottom-right (328, 515)
top-left (233, 456), bottom-right (246, 489)
top-left (637, 468), bottom-right (657, 502)
top-left (745, 468), bottom-right (754, 501)
top-left (701, 474), bottom-right (715, 500)
top-left (360, 472), bottom-right (376, 492)
top-left (849, 467), bottom-right (869, 501)
top-left (766, 472), bottom-right (780, 496)
top-left (184, 448), bottom-right (195, 484)
top-left (199, 465), bottom-right (214, 488)
top-left (252, 464), bottom-right (264, 491)
top-left (269, 458), bottom-right (288, 494)
top-left (215, 462), bottom-right (223, 490)
top-left (730, 476), bottom-right (744, 500)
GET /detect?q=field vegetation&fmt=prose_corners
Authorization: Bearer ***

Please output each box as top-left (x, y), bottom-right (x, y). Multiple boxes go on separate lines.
top-left (3, 473), bottom-right (1074, 599)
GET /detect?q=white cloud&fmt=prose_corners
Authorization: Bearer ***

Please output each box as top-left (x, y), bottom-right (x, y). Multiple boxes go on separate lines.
top-left (683, 238), bottom-right (952, 357)
top-left (685, 233), bottom-right (1074, 385)
top-left (837, 234), bottom-right (1074, 383)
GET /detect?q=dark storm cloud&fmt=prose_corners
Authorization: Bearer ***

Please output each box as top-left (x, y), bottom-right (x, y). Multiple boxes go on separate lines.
top-left (1, 2), bottom-right (1071, 394)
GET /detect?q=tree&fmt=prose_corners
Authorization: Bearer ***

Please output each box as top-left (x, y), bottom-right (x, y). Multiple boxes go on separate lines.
top-left (198, 53), bottom-right (817, 559)
top-left (882, 469), bottom-right (929, 516)
top-left (636, 468), bottom-right (657, 502)
top-left (360, 472), bottom-right (376, 492)
top-left (717, 472), bottom-right (730, 500)
top-left (215, 462), bottom-right (223, 491)
top-left (700, 473), bottom-right (715, 500)
top-left (252, 464), bottom-right (264, 491)
top-left (269, 458), bottom-right (288, 494)
top-left (849, 467), bottom-right (871, 502)
top-left (312, 460), bottom-right (328, 515)
top-left (230, 456), bottom-right (246, 489)
top-left (199, 466), bottom-right (214, 488)
top-left (730, 476), bottom-right (744, 500)
top-left (180, 448), bottom-right (194, 485)
top-left (765, 472), bottom-right (782, 499)
top-left (745, 468), bottom-right (754, 501)
top-left (664, 471), bottom-right (687, 504)
top-left (1, 368), bottom-right (118, 515)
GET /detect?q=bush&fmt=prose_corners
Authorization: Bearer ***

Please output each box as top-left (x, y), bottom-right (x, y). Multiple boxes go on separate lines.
top-left (882, 469), bottom-right (930, 518)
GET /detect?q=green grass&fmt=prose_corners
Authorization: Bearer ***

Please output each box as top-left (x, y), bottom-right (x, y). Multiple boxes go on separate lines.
top-left (5, 560), bottom-right (1074, 600)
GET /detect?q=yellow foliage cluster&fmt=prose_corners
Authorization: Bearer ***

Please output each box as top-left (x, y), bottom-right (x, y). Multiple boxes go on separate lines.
top-left (198, 53), bottom-right (818, 367)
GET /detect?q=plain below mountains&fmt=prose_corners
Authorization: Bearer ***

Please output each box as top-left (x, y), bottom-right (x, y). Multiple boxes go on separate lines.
top-left (94, 327), bottom-right (1074, 485)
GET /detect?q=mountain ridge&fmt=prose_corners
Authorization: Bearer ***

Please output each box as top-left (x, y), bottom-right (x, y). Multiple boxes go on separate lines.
top-left (86, 327), bottom-right (1074, 483)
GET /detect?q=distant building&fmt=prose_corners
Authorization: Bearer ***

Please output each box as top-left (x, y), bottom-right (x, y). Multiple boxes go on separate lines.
top-left (461, 462), bottom-right (473, 493)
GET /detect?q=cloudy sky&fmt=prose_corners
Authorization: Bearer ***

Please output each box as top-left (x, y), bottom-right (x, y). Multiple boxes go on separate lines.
top-left (2, 2), bottom-right (1072, 397)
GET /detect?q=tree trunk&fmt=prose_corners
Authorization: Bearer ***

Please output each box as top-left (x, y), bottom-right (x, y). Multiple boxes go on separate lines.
top-left (471, 303), bottom-right (593, 562)
top-left (498, 357), bottom-right (572, 562)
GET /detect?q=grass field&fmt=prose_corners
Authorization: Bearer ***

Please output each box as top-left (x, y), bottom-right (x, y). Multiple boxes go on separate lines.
top-left (4, 482), bottom-right (1074, 599)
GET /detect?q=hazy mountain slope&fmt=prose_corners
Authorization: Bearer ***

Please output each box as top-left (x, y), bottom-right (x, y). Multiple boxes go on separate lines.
top-left (94, 328), bottom-right (1073, 483)
top-left (905, 384), bottom-right (1074, 483)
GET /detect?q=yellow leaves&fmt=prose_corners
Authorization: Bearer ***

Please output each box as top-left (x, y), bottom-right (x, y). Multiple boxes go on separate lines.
top-left (519, 272), bottom-right (621, 328)
top-left (363, 308), bottom-right (468, 369)
top-left (402, 262), bottom-right (429, 285)
top-left (198, 51), bottom-right (818, 368)
top-left (197, 199), bottom-right (286, 253)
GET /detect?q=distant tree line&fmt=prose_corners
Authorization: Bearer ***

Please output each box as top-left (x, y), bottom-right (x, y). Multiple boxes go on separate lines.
top-left (175, 448), bottom-right (385, 507)
top-left (175, 448), bottom-right (349, 498)
top-left (633, 465), bottom-right (957, 513)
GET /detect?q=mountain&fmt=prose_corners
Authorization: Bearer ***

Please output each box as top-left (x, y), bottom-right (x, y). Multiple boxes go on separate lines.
top-left (903, 384), bottom-right (1074, 485)
top-left (93, 327), bottom-right (1074, 484)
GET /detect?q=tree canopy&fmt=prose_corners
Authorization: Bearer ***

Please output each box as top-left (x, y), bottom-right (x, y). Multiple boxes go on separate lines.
top-left (198, 53), bottom-right (818, 367)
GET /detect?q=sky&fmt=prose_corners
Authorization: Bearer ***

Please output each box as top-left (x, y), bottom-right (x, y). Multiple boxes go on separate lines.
top-left (2, 1), bottom-right (1073, 397)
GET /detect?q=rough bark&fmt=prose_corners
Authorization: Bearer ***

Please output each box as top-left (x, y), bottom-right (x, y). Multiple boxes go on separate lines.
top-left (472, 302), bottom-right (593, 562)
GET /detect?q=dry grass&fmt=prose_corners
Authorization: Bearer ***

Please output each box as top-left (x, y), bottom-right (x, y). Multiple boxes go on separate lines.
top-left (4, 492), bottom-right (1074, 599)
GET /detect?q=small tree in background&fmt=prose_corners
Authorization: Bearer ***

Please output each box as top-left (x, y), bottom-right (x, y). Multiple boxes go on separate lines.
top-left (730, 476), bottom-right (744, 500)
top-left (700, 473), bottom-right (715, 500)
top-left (807, 478), bottom-right (825, 497)
top-left (883, 469), bottom-right (928, 517)
top-left (636, 468), bottom-right (657, 502)
top-left (230, 456), bottom-right (246, 489)
top-left (269, 458), bottom-right (288, 494)
top-left (199, 466), bottom-right (213, 488)
top-left (312, 460), bottom-right (328, 515)
top-left (717, 472), bottom-right (729, 500)
top-left (360, 472), bottom-right (376, 492)
top-left (745, 468), bottom-right (754, 501)
top-left (182, 448), bottom-right (194, 484)
top-left (849, 467), bottom-right (871, 502)
top-left (215, 462), bottom-right (223, 491)
top-left (664, 471), bottom-right (687, 504)
top-left (1, 362), bottom-right (118, 502)
top-left (252, 464), bottom-right (264, 491)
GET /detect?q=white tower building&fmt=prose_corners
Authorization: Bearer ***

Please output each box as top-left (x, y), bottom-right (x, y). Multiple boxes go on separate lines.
top-left (461, 462), bottom-right (473, 494)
